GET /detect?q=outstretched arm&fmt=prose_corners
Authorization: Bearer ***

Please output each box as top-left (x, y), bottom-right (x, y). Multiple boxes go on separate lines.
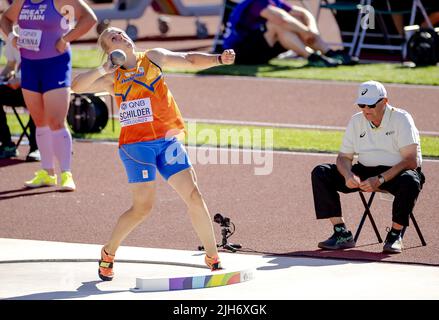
top-left (146, 48), bottom-right (235, 70)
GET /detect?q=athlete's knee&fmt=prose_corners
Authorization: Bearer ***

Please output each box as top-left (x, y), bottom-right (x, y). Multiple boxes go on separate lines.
top-left (188, 184), bottom-right (204, 208)
top-left (47, 117), bottom-right (66, 130)
top-left (33, 118), bottom-right (47, 127)
top-left (28, 111), bottom-right (46, 127)
top-left (132, 199), bottom-right (154, 219)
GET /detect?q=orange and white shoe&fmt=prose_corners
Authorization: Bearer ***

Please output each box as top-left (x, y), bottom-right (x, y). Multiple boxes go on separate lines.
top-left (98, 247), bottom-right (115, 281)
top-left (205, 254), bottom-right (222, 271)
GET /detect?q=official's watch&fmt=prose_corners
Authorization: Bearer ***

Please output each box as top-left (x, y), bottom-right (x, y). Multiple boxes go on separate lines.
top-left (378, 174), bottom-right (385, 185)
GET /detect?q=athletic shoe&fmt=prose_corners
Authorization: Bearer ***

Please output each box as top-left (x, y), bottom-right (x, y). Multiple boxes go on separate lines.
top-left (325, 49), bottom-right (359, 66)
top-left (24, 169), bottom-right (57, 188)
top-left (318, 226), bottom-right (356, 250)
top-left (26, 149), bottom-right (41, 162)
top-left (205, 254), bottom-right (222, 271)
top-left (383, 228), bottom-right (403, 254)
top-left (60, 171), bottom-right (76, 191)
top-left (307, 53), bottom-right (340, 67)
top-left (98, 247), bottom-right (115, 281)
top-left (0, 144), bottom-right (18, 159)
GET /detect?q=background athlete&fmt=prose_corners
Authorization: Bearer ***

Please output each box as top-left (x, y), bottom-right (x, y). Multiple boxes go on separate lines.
top-left (1, 0), bottom-right (97, 191)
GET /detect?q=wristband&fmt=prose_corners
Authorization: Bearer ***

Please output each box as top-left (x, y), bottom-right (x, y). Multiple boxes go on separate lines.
top-left (97, 66), bottom-right (107, 76)
top-left (217, 55), bottom-right (223, 65)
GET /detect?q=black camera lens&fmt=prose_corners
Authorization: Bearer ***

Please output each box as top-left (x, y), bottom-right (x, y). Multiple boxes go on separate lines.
top-left (214, 213), bottom-right (223, 224)
top-left (213, 213), bottom-right (231, 227)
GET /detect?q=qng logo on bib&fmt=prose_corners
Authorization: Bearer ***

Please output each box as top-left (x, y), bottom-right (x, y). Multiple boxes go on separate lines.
top-left (119, 98), bottom-right (153, 127)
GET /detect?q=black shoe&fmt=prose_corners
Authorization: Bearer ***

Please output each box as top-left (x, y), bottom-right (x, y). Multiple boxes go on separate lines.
top-left (26, 149), bottom-right (41, 162)
top-left (318, 226), bottom-right (356, 250)
top-left (0, 144), bottom-right (18, 159)
top-left (307, 53), bottom-right (340, 67)
top-left (383, 228), bottom-right (403, 254)
top-left (325, 49), bottom-right (359, 66)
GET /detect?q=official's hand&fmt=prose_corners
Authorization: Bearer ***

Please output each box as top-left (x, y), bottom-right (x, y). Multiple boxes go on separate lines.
top-left (55, 37), bottom-right (69, 53)
top-left (359, 176), bottom-right (380, 192)
top-left (345, 173), bottom-right (361, 189)
top-left (220, 49), bottom-right (235, 65)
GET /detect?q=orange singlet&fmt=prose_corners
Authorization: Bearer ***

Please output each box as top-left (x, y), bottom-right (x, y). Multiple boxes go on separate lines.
top-left (114, 51), bottom-right (185, 146)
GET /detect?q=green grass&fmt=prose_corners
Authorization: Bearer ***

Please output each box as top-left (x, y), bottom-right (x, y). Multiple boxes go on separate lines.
top-left (0, 47), bottom-right (105, 69)
top-left (4, 47), bottom-right (437, 85)
top-left (71, 47), bottom-right (105, 68)
top-left (194, 59), bottom-right (439, 86)
top-left (7, 114), bottom-right (439, 157)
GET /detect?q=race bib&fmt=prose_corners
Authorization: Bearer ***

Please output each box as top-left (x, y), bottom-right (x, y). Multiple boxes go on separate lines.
top-left (119, 98), bottom-right (153, 127)
top-left (17, 28), bottom-right (42, 52)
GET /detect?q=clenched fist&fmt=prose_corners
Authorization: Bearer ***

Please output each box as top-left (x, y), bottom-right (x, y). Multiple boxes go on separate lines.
top-left (219, 49), bottom-right (236, 65)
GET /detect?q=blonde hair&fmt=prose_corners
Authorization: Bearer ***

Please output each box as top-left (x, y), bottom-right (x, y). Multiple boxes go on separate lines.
top-left (97, 27), bottom-right (128, 61)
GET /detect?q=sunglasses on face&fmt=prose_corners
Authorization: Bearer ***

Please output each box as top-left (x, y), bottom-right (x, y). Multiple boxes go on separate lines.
top-left (358, 98), bottom-right (383, 109)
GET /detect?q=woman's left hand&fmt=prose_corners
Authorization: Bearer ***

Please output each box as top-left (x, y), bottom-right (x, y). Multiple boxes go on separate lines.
top-left (220, 49), bottom-right (236, 65)
top-left (55, 37), bottom-right (69, 53)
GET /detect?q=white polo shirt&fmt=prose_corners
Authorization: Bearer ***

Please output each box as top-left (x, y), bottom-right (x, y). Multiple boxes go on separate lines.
top-left (340, 104), bottom-right (422, 167)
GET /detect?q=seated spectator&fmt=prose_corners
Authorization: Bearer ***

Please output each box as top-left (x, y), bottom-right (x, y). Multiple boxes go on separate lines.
top-left (223, 0), bottom-right (357, 66)
top-left (0, 36), bottom-right (40, 161)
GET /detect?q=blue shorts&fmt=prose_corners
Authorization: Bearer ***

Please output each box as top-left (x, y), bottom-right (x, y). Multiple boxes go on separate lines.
top-left (119, 137), bottom-right (192, 183)
top-left (21, 50), bottom-right (72, 94)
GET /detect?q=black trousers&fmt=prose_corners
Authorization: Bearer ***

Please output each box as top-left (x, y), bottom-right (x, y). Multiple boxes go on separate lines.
top-left (233, 28), bottom-right (286, 65)
top-left (311, 163), bottom-right (425, 226)
top-left (0, 85), bottom-right (37, 150)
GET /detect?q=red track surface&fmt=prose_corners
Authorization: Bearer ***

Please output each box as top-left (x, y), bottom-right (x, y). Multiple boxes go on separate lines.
top-left (166, 75), bottom-right (439, 133)
top-left (1, 143), bottom-right (438, 266)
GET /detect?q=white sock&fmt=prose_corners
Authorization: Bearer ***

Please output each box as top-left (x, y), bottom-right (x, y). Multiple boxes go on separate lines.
top-left (52, 128), bottom-right (72, 172)
top-left (36, 126), bottom-right (54, 171)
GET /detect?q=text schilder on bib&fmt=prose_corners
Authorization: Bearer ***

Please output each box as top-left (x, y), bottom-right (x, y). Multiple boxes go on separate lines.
top-left (17, 28), bottom-right (42, 52)
top-left (119, 98), bottom-right (153, 127)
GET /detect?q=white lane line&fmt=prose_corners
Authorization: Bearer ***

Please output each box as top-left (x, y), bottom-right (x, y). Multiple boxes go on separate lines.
top-left (75, 139), bottom-right (439, 163)
top-left (185, 118), bottom-right (439, 136)
top-left (105, 117), bottom-right (439, 136)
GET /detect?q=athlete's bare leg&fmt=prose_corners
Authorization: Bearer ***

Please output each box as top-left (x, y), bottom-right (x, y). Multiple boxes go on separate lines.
top-left (104, 181), bottom-right (156, 255)
top-left (168, 167), bottom-right (219, 258)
